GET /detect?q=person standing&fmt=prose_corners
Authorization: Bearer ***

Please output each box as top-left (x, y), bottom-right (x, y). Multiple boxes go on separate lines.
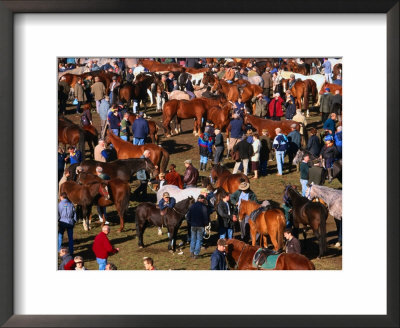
top-left (331, 89), bottom-right (342, 121)
top-left (227, 113), bottom-right (244, 157)
top-left (94, 139), bottom-right (108, 162)
top-left (292, 108), bottom-right (308, 137)
top-left (58, 192), bottom-right (77, 256)
top-left (91, 76), bottom-right (106, 113)
top-left (232, 135), bottom-right (253, 175)
top-left (73, 78), bottom-right (87, 114)
top-left (65, 146), bottom-right (82, 165)
top-left (58, 76), bottom-right (70, 115)
top-left (98, 96), bottom-right (110, 138)
top-left (58, 147), bottom-right (66, 182)
top-left (320, 135), bottom-right (339, 182)
top-left (109, 76), bottom-right (120, 105)
top-left (74, 256), bottom-right (87, 271)
top-left (322, 58), bottom-right (332, 83)
top-left (250, 133), bottom-right (261, 179)
top-left (58, 247), bottom-right (74, 270)
top-left (216, 193), bottom-right (235, 240)
top-left (259, 129), bottom-right (271, 176)
top-left (272, 128), bottom-right (288, 176)
top-left (183, 159), bottom-right (199, 188)
top-left (284, 98), bottom-right (296, 120)
top-left (210, 238), bottom-right (228, 270)
top-left (80, 103), bottom-right (92, 127)
top-left (319, 87), bottom-right (333, 124)
top-left (299, 154), bottom-right (310, 196)
top-left (92, 225), bottom-right (119, 270)
top-left (252, 93), bottom-right (269, 118)
top-left (119, 112), bottom-right (130, 142)
top-left (198, 133), bottom-right (213, 171)
top-left (132, 111), bottom-right (149, 145)
top-left (187, 194), bottom-right (209, 259)
top-left (261, 67), bottom-right (272, 97)
top-left (334, 126), bottom-right (343, 158)
top-left (307, 128), bottom-right (321, 158)
top-left (287, 124), bottom-right (301, 172)
top-left (156, 75), bottom-right (169, 112)
top-left (213, 128), bottom-right (224, 165)
top-left (165, 164), bottom-right (183, 189)
top-left (108, 106), bottom-right (121, 141)
top-left (268, 93), bottom-right (284, 121)
top-left (323, 112), bottom-right (337, 136)
top-left (133, 150), bottom-right (151, 200)
top-left (96, 167), bottom-right (110, 224)
top-left (284, 228), bottom-right (301, 254)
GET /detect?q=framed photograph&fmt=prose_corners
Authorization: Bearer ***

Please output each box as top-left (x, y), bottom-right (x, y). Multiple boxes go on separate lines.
top-left (0, 1), bottom-right (398, 327)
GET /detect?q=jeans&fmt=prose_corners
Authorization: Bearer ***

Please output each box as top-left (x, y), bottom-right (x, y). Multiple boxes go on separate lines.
top-left (109, 91), bottom-right (114, 105)
top-left (76, 101), bottom-right (81, 113)
top-left (190, 226), bottom-right (205, 256)
top-left (325, 73), bottom-right (332, 83)
top-left (111, 129), bottom-right (119, 136)
top-left (233, 158), bottom-right (249, 175)
top-left (133, 138), bottom-right (145, 145)
top-left (275, 151), bottom-right (285, 175)
top-left (120, 136), bottom-right (128, 142)
top-left (100, 119), bottom-right (107, 138)
top-left (200, 155), bottom-right (208, 164)
top-left (156, 93), bottom-right (165, 110)
top-left (133, 100), bottom-right (138, 113)
top-left (58, 222), bottom-right (74, 256)
top-left (219, 227), bottom-right (233, 240)
top-left (95, 100), bottom-right (101, 113)
top-left (96, 258), bottom-right (107, 270)
top-left (300, 179), bottom-right (308, 196)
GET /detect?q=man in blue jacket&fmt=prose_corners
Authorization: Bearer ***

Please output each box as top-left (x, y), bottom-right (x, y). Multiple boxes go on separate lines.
top-left (187, 194), bottom-right (209, 259)
top-left (272, 128), bottom-right (289, 176)
top-left (158, 192), bottom-right (176, 211)
top-left (210, 238), bottom-right (228, 270)
top-left (132, 111), bottom-right (149, 145)
top-left (58, 192), bottom-right (77, 256)
top-left (322, 58), bottom-right (332, 83)
top-left (227, 113), bottom-right (244, 157)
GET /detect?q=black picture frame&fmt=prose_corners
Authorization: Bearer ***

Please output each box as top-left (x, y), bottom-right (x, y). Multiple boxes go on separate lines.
top-left (1, 1), bottom-right (398, 327)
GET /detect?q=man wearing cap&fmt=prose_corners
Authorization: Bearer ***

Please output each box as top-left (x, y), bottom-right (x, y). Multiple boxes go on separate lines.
top-left (287, 124), bottom-right (301, 172)
top-left (92, 225), bottom-right (119, 270)
top-left (58, 75), bottom-right (70, 115)
top-left (230, 181), bottom-right (258, 241)
top-left (131, 111), bottom-right (149, 145)
top-left (133, 150), bottom-right (151, 200)
top-left (91, 76), bottom-right (106, 113)
top-left (319, 87), bottom-right (333, 123)
top-left (165, 164), bottom-right (183, 189)
top-left (319, 135), bottom-right (339, 182)
top-left (322, 58), bottom-right (332, 83)
top-left (272, 127), bottom-right (289, 176)
top-left (268, 93), bottom-right (284, 121)
top-left (186, 194), bottom-right (209, 259)
top-left (183, 160), bottom-right (199, 188)
top-left (158, 192), bottom-right (176, 214)
top-left (284, 228), bottom-right (301, 254)
top-left (261, 67), bottom-right (272, 98)
top-left (58, 192), bottom-right (77, 256)
top-left (210, 238), bottom-right (228, 270)
top-left (251, 93), bottom-right (269, 118)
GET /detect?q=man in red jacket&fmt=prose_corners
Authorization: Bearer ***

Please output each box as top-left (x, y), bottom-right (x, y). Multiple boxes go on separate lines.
top-left (92, 225), bottom-right (119, 270)
top-left (165, 164), bottom-right (183, 189)
top-left (268, 93), bottom-right (284, 121)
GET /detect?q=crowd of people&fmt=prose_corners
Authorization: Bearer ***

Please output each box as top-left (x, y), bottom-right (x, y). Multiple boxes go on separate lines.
top-left (58, 57), bottom-right (343, 270)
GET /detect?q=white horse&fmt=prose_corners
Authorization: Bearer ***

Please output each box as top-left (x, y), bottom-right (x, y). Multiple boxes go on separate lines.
top-left (306, 183), bottom-right (342, 220)
top-left (247, 75), bottom-right (264, 87)
top-left (157, 185), bottom-right (203, 203)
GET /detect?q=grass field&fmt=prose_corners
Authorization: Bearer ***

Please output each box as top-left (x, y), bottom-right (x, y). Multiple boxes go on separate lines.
top-left (60, 102), bottom-right (342, 270)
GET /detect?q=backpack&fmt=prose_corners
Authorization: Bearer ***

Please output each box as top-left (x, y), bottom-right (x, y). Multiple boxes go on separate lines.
top-left (80, 114), bottom-right (89, 126)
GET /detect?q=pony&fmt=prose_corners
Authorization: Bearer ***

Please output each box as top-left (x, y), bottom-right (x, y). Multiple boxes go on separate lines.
top-left (76, 173), bottom-right (131, 232)
top-left (225, 239), bottom-right (315, 270)
top-left (59, 180), bottom-right (110, 231)
top-left (105, 129), bottom-right (169, 172)
top-left (238, 199), bottom-right (286, 250)
top-left (210, 164), bottom-right (249, 194)
top-left (135, 197), bottom-right (195, 251)
top-left (284, 185), bottom-right (328, 258)
top-left (127, 113), bottom-right (159, 144)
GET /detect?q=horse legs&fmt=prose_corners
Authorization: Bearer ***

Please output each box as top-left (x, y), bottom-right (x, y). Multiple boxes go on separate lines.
top-left (167, 225), bottom-right (176, 252)
top-left (249, 222), bottom-right (257, 247)
top-left (137, 223), bottom-right (145, 248)
top-left (163, 117), bottom-right (172, 137)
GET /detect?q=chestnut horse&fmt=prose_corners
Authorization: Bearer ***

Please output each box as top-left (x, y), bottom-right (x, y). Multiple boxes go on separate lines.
top-left (105, 130), bottom-right (169, 172)
top-left (225, 239), bottom-right (315, 270)
top-left (284, 185), bottom-right (328, 258)
top-left (211, 78), bottom-right (263, 103)
top-left (76, 173), bottom-right (130, 232)
top-left (59, 180), bottom-right (110, 231)
top-left (319, 82), bottom-right (342, 95)
top-left (58, 117), bottom-right (86, 155)
top-left (128, 113), bottom-right (159, 144)
top-left (210, 164), bottom-right (249, 194)
top-left (206, 102), bottom-right (232, 130)
top-left (138, 59), bottom-right (182, 72)
top-left (238, 199), bottom-right (286, 250)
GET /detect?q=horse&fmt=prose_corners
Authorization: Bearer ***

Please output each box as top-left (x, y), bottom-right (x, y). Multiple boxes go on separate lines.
top-left (127, 113), bottom-right (159, 144)
top-left (281, 79), bottom-right (317, 111)
top-left (206, 102), bottom-right (232, 130)
top-left (156, 185), bottom-right (203, 203)
top-left (118, 73), bottom-right (155, 110)
top-left (58, 117), bottom-right (86, 155)
top-left (135, 197), bottom-right (195, 251)
top-left (211, 78), bottom-right (263, 103)
top-left (306, 183), bottom-right (342, 220)
top-left (292, 149), bottom-right (317, 166)
top-left (238, 199), bottom-right (286, 250)
top-left (105, 129), bottom-right (169, 172)
top-left (225, 239), bottom-right (315, 270)
top-left (210, 164), bottom-right (249, 194)
top-left (59, 180), bottom-right (110, 231)
top-left (82, 124), bottom-right (98, 157)
top-left (284, 185), bottom-right (328, 258)
top-left (76, 172), bottom-right (131, 232)
top-left (69, 158), bottom-right (159, 182)
top-left (319, 82), bottom-right (342, 95)
top-left (332, 63), bottom-right (342, 80)
top-left (138, 59), bottom-right (182, 72)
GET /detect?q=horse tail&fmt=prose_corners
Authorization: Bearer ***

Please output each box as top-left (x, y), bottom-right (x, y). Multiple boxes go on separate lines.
top-left (159, 146), bottom-right (170, 173)
top-left (319, 206), bottom-right (327, 255)
top-left (78, 128), bottom-right (85, 156)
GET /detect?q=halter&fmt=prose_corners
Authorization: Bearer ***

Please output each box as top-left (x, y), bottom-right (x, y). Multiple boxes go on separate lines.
top-left (234, 243), bottom-right (247, 270)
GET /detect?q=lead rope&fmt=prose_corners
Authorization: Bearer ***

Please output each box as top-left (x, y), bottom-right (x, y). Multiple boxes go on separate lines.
top-left (234, 243), bottom-right (247, 270)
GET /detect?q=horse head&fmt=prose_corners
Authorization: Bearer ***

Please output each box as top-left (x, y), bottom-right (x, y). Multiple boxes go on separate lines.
top-left (211, 79), bottom-right (221, 94)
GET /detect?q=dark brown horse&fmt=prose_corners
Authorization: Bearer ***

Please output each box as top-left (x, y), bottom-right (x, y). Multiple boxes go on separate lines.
top-left (238, 199), bottom-right (286, 250)
top-left (225, 239), bottom-right (315, 270)
top-left (105, 130), bottom-right (169, 172)
top-left (76, 173), bottom-right (130, 232)
top-left (68, 158), bottom-right (159, 182)
top-left (127, 113), bottom-right (159, 144)
top-left (58, 117), bottom-right (86, 154)
top-left (284, 185), bottom-right (328, 258)
top-left (135, 197), bottom-right (195, 251)
top-left (210, 164), bottom-right (249, 194)
top-left (82, 124), bottom-right (98, 158)
top-left (59, 180), bottom-right (110, 231)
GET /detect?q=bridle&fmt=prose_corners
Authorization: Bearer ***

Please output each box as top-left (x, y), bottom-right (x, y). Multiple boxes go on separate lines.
top-left (234, 243), bottom-right (247, 270)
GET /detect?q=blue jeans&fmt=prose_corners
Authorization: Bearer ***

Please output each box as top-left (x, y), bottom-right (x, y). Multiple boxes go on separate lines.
top-left (200, 155), bottom-right (208, 164)
top-left (111, 129), bottom-right (119, 136)
top-left (58, 222), bottom-right (74, 256)
top-left (133, 138), bottom-right (145, 145)
top-left (96, 258), bottom-right (107, 270)
top-left (120, 136), bottom-right (128, 142)
top-left (109, 91), bottom-right (114, 105)
top-left (275, 151), bottom-right (285, 175)
top-left (190, 226), bottom-right (205, 256)
top-left (219, 227), bottom-right (233, 240)
top-left (300, 179), bottom-right (308, 196)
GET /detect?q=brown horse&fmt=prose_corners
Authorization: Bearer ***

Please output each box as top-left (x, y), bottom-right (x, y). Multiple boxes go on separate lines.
top-left (284, 185), bottom-right (328, 258)
top-left (118, 73), bottom-right (155, 110)
top-left (82, 124), bottom-right (98, 158)
top-left (332, 63), bottom-right (342, 80)
top-left (61, 70), bottom-right (121, 93)
top-left (211, 78), bottom-right (262, 103)
top-left (105, 130), bottom-right (169, 172)
top-left (206, 102), bottom-right (232, 130)
top-left (225, 239), bottom-right (315, 270)
top-left (127, 113), bottom-right (159, 144)
top-left (210, 164), bottom-right (249, 194)
top-left (238, 199), bottom-right (286, 250)
top-left (319, 82), bottom-right (342, 95)
top-left (58, 117), bottom-right (86, 154)
top-left (76, 173), bottom-right (130, 232)
top-left (59, 180), bottom-right (110, 231)
top-left (138, 59), bottom-right (182, 72)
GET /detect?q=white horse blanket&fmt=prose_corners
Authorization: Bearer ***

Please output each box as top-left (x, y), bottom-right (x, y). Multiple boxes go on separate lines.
top-left (306, 184), bottom-right (342, 220)
top-left (281, 71), bottom-right (326, 94)
top-left (157, 185), bottom-right (202, 203)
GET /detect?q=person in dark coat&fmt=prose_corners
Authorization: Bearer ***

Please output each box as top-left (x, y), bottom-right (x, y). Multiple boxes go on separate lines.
top-left (285, 98), bottom-right (297, 120)
top-left (131, 111), bottom-right (149, 145)
top-left (331, 90), bottom-right (342, 119)
top-left (58, 76), bottom-right (70, 115)
top-left (323, 112), bottom-right (337, 136)
top-left (185, 75), bottom-right (195, 99)
top-left (216, 192), bottom-right (235, 239)
top-left (261, 67), bottom-right (272, 97)
top-left (307, 128), bottom-right (321, 158)
top-left (320, 135), bottom-right (339, 182)
top-left (183, 159), bottom-right (199, 188)
top-left (213, 128), bottom-right (225, 165)
top-left (232, 136), bottom-right (253, 175)
top-left (319, 87), bottom-right (333, 123)
top-left (287, 124), bottom-right (301, 172)
top-left (284, 228), bottom-right (301, 254)
top-left (210, 238), bottom-right (228, 270)
top-left (228, 114), bottom-right (245, 156)
top-left (187, 195), bottom-right (209, 259)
